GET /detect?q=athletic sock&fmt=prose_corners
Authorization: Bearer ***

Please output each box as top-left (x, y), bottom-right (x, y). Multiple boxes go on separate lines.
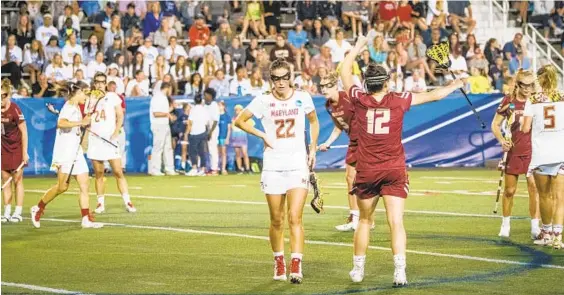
top-left (273, 251), bottom-right (284, 257)
top-left (3, 205), bottom-right (11, 217)
top-left (80, 208), bottom-right (90, 217)
top-left (393, 254), bottom-right (406, 269)
top-left (291, 253), bottom-right (303, 261)
top-left (122, 194), bottom-right (131, 204)
top-left (353, 255), bottom-right (366, 269)
top-left (542, 224), bottom-right (553, 232)
top-left (38, 200), bottom-right (46, 210)
top-left (97, 195), bottom-right (105, 206)
top-left (14, 206), bottom-right (22, 216)
top-left (531, 218), bottom-right (540, 230)
top-left (502, 216), bottom-right (511, 227)
top-left (553, 225), bottom-right (563, 235)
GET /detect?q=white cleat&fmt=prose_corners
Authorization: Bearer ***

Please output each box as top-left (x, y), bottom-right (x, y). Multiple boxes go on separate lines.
top-left (9, 214), bottom-right (22, 223)
top-left (1, 215), bottom-right (10, 223)
top-left (125, 202), bottom-right (137, 213)
top-left (273, 255), bottom-right (287, 281)
top-left (186, 169), bottom-right (199, 176)
top-left (30, 206), bottom-right (42, 228)
top-left (531, 228), bottom-right (541, 240)
top-left (349, 267), bottom-right (365, 283)
top-left (335, 221), bottom-right (355, 232)
top-left (94, 203), bottom-right (105, 214)
top-left (81, 215), bottom-right (104, 229)
top-left (498, 225), bottom-right (510, 238)
top-left (393, 267), bottom-right (408, 287)
top-left (533, 230), bottom-right (553, 246)
top-left (553, 233), bottom-right (563, 249)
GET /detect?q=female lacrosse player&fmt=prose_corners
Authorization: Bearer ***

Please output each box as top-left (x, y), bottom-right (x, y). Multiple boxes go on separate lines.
top-left (234, 59), bottom-right (319, 284)
top-left (341, 35), bottom-right (463, 286)
top-left (1, 79), bottom-right (28, 223)
top-left (522, 65), bottom-right (564, 249)
top-left (491, 69), bottom-right (540, 239)
top-left (30, 81), bottom-right (103, 229)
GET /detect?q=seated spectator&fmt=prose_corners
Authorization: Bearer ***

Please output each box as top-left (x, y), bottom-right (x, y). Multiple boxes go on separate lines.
top-left (357, 49), bottom-right (374, 75)
top-left (403, 69), bottom-right (427, 93)
top-left (153, 74), bottom-right (177, 95)
top-left (448, 33), bottom-right (461, 55)
top-left (410, 0), bottom-right (427, 31)
top-left (368, 35), bottom-right (388, 65)
top-left (59, 17), bottom-right (80, 48)
top-left (307, 19), bottom-right (330, 57)
top-left (288, 20), bottom-right (310, 72)
top-left (35, 13), bottom-right (57, 46)
top-left (318, 0), bottom-right (340, 31)
top-left (484, 38), bottom-right (502, 65)
top-left (44, 36), bottom-right (61, 61)
top-left (227, 37), bottom-right (246, 68)
top-left (143, 2), bottom-right (163, 38)
top-left (62, 33), bottom-right (83, 65)
top-left (66, 54), bottom-right (87, 79)
top-left (160, 0), bottom-right (182, 36)
top-left (426, 0), bottom-right (448, 28)
top-left (151, 55), bottom-right (171, 83)
top-left (309, 45), bottom-right (334, 76)
top-left (22, 40), bottom-right (46, 84)
top-left (87, 51), bottom-right (107, 80)
top-left (32, 73), bottom-right (55, 98)
top-left (104, 15), bottom-right (125, 52)
top-left (170, 56), bottom-right (191, 92)
top-left (384, 50), bottom-right (401, 73)
top-left (293, 70), bottom-right (317, 95)
top-left (263, 0), bottom-right (281, 37)
top-left (489, 56), bottom-right (504, 91)
top-left (357, 0), bottom-right (372, 36)
top-left (324, 29), bottom-right (352, 64)
top-left (188, 42), bottom-right (206, 63)
top-left (270, 34), bottom-right (295, 66)
top-left (126, 24), bottom-right (144, 55)
top-left (114, 54), bottom-right (130, 83)
top-left (79, 1), bottom-right (100, 23)
top-left (226, 1), bottom-right (247, 33)
top-left (189, 14), bottom-right (210, 48)
top-left (1, 35), bottom-right (23, 88)
top-left (296, 0), bottom-right (318, 31)
top-left (58, 5), bottom-right (80, 33)
top-left (125, 70), bottom-right (150, 96)
top-left (121, 2), bottom-right (142, 33)
top-left (336, 51), bottom-right (363, 87)
top-left (185, 72), bottom-right (205, 97)
top-left (45, 53), bottom-right (70, 83)
top-left (468, 48), bottom-right (489, 74)
top-left (205, 35), bottom-right (222, 66)
top-left (198, 52), bottom-right (220, 84)
top-left (529, 0), bottom-right (554, 39)
top-left (406, 35), bottom-right (436, 82)
top-left (248, 67), bottom-right (269, 97)
top-left (448, 0), bottom-right (476, 35)
top-left (341, 1), bottom-right (361, 38)
top-left (83, 34), bottom-right (100, 65)
top-left (105, 35), bottom-right (124, 64)
top-left (107, 63), bottom-right (126, 95)
top-left (71, 69), bottom-right (90, 85)
top-left (366, 22), bottom-right (386, 47)
top-left (200, 1), bottom-right (228, 31)
top-left (550, 4), bottom-right (564, 37)
top-left (388, 71), bottom-right (404, 92)
top-left (462, 34), bottom-right (478, 61)
top-left (446, 46), bottom-right (469, 83)
top-left (222, 53), bottom-right (238, 81)
top-left (13, 14), bottom-right (34, 50)
top-left (209, 69), bottom-right (231, 98)
top-left (240, 0), bottom-right (269, 39)
top-left (138, 37), bottom-right (160, 66)
top-left (379, 1), bottom-right (398, 34)
top-left (422, 19), bottom-right (449, 47)
top-left (245, 37), bottom-right (260, 69)
top-left (93, 2), bottom-right (116, 46)
top-left (468, 67), bottom-right (492, 94)
top-left (255, 48), bottom-right (272, 81)
top-left (502, 33), bottom-right (523, 60)
top-left (396, 0), bottom-right (415, 40)
top-left (229, 65), bottom-right (252, 96)
top-left (13, 86), bottom-right (30, 98)
top-left (130, 51), bottom-right (150, 79)
top-left (153, 17), bottom-right (177, 55)
top-left (509, 48), bottom-right (531, 75)
top-left (312, 66), bottom-right (329, 88)
top-left (179, 1), bottom-right (199, 29)
top-left (216, 20), bottom-right (234, 54)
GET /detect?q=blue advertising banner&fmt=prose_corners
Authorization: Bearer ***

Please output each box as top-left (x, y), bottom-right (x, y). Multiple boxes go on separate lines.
top-left (13, 92), bottom-right (504, 175)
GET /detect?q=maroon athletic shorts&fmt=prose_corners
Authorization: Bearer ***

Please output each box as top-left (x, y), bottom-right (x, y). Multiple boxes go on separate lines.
top-left (505, 153), bottom-right (531, 176)
top-left (351, 168), bottom-right (409, 199)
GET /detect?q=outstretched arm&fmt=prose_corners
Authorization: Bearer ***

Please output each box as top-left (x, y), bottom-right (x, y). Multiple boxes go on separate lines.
top-left (340, 35), bottom-right (368, 94)
top-left (411, 80), bottom-right (464, 106)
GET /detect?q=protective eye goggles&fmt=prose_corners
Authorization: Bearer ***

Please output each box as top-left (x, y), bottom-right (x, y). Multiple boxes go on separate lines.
top-left (517, 81), bottom-right (534, 88)
top-left (270, 73), bottom-right (291, 82)
top-left (319, 82), bottom-right (336, 90)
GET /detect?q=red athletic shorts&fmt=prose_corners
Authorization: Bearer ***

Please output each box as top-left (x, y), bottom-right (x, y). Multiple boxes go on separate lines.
top-left (345, 143), bottom-right (357, 167)
top-left (351, 168), bottom-right (409, 199)
top-left (1, 149), bottom-right (22, 172)
top-left (505, 153), bottom-right (531, 176)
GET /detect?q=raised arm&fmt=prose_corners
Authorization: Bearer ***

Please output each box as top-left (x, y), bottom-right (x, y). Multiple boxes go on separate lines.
top-left (340, 35), bottom-right (368, 94)
top-left (411, 80), bottom-right (464, 106)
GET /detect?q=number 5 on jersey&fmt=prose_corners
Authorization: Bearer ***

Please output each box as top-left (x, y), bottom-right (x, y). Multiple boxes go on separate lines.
top-left (366, 108), bottom-right (390, 134)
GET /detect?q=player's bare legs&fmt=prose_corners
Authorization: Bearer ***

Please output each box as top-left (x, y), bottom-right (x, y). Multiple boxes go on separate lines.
top-left (499, 174), bottom-right (518, 237)
top-left (350, 195), bottom-right (378, 283)
top-left (336, 164), bottom-right (360, 231)
top-left (383, 195), bottom-right (408, 287)
top-left (550, 175), bottom-right (564, 248)
top-left (534, 174), bottom-right (555, 246)
top-left (526, 175), bottom-right (541, 238)
top-left (1, 169), bottom-right (24, 222)
top-left (1, 170), bottom-right (14, 222)
top-left (286, 187), bottom-right (308, 284)
top-left (266, 194), bottom-right (287, 281)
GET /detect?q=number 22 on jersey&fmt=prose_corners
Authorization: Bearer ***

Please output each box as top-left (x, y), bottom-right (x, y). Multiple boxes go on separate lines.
top-left (366, 108), bottom-right (390, 134)
top-left (275, 118), bottom-right (295, 138)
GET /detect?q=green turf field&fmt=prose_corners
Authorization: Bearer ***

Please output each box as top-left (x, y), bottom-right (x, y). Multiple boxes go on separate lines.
top-left (2, 169), bottom-right (563, 294)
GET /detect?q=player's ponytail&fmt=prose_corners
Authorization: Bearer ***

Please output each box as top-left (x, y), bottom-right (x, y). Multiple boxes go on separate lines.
top-left (537, 65), bottom-right (558, 94)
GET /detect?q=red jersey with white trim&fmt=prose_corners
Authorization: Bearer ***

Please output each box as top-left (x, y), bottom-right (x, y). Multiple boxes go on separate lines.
top-left (325, 91), bottom-right (356, 141)
top-left (348, 85), bottom-right (412, 172)
top-left (1, 102), bottom-right (25, 153)
top-left (496, 96), bottom-right (531, 156)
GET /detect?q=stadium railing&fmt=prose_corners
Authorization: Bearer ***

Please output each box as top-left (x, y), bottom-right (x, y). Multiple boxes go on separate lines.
top-left (524, 23), bottom-right (564, 83)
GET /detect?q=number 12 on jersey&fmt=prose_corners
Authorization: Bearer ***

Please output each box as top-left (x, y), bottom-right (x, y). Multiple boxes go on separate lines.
top-left (366, 108), bottom-right (390, 134)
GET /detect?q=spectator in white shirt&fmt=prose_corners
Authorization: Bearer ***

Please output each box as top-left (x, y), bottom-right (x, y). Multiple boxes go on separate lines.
top-left (83, 34), bottom-right (100, 65)
top-left (66, 53), bottom-right (87, 79)
top-left (324, 28), bottom-right (353, 64)
top-left (137, 37), bottom-right (159, 66)
top-left (447, 46), bottom-right (469, 82)
top-left (170, 55), bottom-right (191, 92)
top-left (208, 69), bottom-right (231, 98)
top-left (35, 14), bottom-right (58, 46)
top-left (204, 88), bottom-right (221, 174)
top-left (45, 53), bottom-right (71, 83)
top-left (103, 15), bottom-right (125, 52)
top-left (1, 34), bottom-right (23, 88)
top-left (125, 70), bottom-right (150, 96)
top-left (129, 51), bottom-right (150, 79)
top-left (58, 5), bottom-right (81, 33)
top-left (205, 35), bottom-right (223, 66)
top-left (61, 33), bottom-right (83, 64)
top-left (221, 53), bottom-right (238, 81)
top-left (107, 63), bottom-right (126, 95)
top-left (152, 74), bottom-right (176, 96)
top-left (403, 69), bottom-right (428, 93)
top-left (150, 55), bottom-right (171, 83)
top-left (248, 67), bottom-right (270, 97)
top-left (22, 39), bottom-right (46, 84)
top-left (293, 69), bottom-right (317, 95)
top-left (87, 51), bottom-right (108, 79)
top-left (184, 94), bottom-right (209, 176)
top-left (229, 65), bottom-right (252, 96)
top-left (164, 36), bottom-right (188, 64)
top-left (149, 82), bottom-right (176, 176)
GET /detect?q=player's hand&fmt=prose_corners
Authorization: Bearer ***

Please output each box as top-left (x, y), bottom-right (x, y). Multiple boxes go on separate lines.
top-left (80, 115), bottom-right (91, 127)
top-left (355, 34), bottom-right (368, 48)
top-left (308, 149), bottom-right (316, 169)
top-left (225, 138), bottom-right (230, 145)
top-left (501, 140), bottom-right (512, 152)
top-left (318, 143), bottom-right (329, 152)
top-left (111, 131), bottom-right (119, 141)
top-left (22, 153), bottom-right (29, 164)
top-left (453, 79), bottom-right (465, 89)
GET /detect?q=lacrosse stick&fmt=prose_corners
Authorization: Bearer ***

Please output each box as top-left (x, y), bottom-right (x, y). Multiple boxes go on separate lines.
top-left (426, 41), bottom-right (487, 129)
top-left (305, 133), bottom-right (324, 214)
top-left (493, 103), bottom-right (515, 214)
top-left (1, 162), bottom-right (25, 190)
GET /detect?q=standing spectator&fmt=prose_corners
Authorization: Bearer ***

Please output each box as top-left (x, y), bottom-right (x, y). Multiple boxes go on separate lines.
top-left (149, 82), bottom-right (176, 176)
top-left (58, 5), bottom-right (80, 33)
top-left (45, 53), bottom-right (70, 83)
top-left (396, 0), bottom-right (415, 40)
top-left (230, 104), bottom-right (251, 173)
top-left (209, 69), bottom-right (231, 98)
top-left (185, 73), bottom-right (205, 97)
top-left (22, 40), bottom-right (46, 84)
top-left (103, 15), bottom-right (125, 52)
top-left (484, 38), bottom-right (503, 65)
top-left (217, 101), bottom-right (231, 175)
top-left (126, 70), bottom-right (150, 96)
top-left (248, 66), bottom-right (269, 97)
top-left (467, 67), bottom-right (491, 94)
top-left (205, 35), bottom-right (223, 66)
top-left (379, 1), bottom-right (398, 34)
top-left (86, 51), bottom-right (107, 80)
top-left (165, 36), bottom-right (188, 64)
top-left (288, 20), bottom-right (310, 72)
top-left (227, 37), bottom-right (246, 68)
top-left (93, 2), bottom-right (116, 47)
top-left (239, 0), bottom-right (269, 39)
top-left (307, 19), bottom-right (330, 57)
top-left (122, 2), bottom-right (142, 33)
top-left (198, 52), bottom-right (220, 84)
top-left (105, 36), bottom-right (124, 64)
top-left (222, 53), bottom-right (238, 81)
top-left (44, 36), bottom-right (61, 62)
top-left (138, 37), bottom-right (160, 66)
top-left (184, 94), bottom-right (209, 176)
top-left (426, 0), bottom-right (449, 28)
top-left (229, 65), bottom-right (252, 96)
top-left (263, 0), bottom-right (281, 37)
top-left (171, 56), bottom-right (191, 93)
top-left (32, 74), bottom-right (55, 98)
top-left (151, 55), bottom-right (171, 83)
top-left (130, 51), bottom-right (150, 79)
top-left (62, 33), bottom-right (83, 65)
top-left (35, 14), bottom-right (58, 46)
top-left (153, 17), bottom-right (177, 55)
top-left (144, 2), bottom-right (163, 38)
top-left (296, 0), bottom-right (318, 31)
top-left (368, 35), bottom-right (389, 65)
top-left (324, 29), bottom-right (352, 64)
top-left (509, 48), bottom-right (532, 75)
top-left (66, 54), bottom-right (87, 80)
top-left (1, 35), bottom-right (23, 88)
top-left (13, 15), bottom-right (34, 50)
top-left (83, 34), bottom-right (100, 65)
top-left (189, 14), bottom-right (211, 48)
top-left (204, 88), bottom-right (220, 175)
top-left (503, 33), bottom-right (523, 60)
top-left (448, 0), bottom-right (476, 35)
top-left (403, 69), bottom-right (427, 92)
top-left (318, 0), bottom-right (340, 31)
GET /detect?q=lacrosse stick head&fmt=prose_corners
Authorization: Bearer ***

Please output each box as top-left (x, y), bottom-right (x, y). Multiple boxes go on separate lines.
top-left (426, 41), bottom-right (451, 69)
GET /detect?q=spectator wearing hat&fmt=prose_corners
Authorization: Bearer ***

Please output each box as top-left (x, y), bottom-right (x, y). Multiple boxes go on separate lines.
top-left (107, 63), bottom-right (126, 95)
top-left (105, 35), bottom-right (124, 64)
top-left (138, 37), bottom-right (160, 66)
top-left (153, 17), bottom-right (177, 55)
top-left (509, 48), bottom-right (531, 75)
top-left (143, 1), bottom-right (164, 38)
top-left (94, 2), bottom-right (117, 46)
top-left (58, 5), bottom-right (81, 33)
top-left (165, 36), bottom-right (189, 64)
top-left (126, 69), bottom-right (150, 96)
top-left (122, 2), bottom-right (142, 33)
top-left (61, 33), bottom-right (83, 65)
top-left (36, 14), bottom-right (58, 46)
top-left (103, 14), bottom-right (125, 52)
top-left (188, 14), bottom-right (210, 48)
top-left (288, 20), bottom-right (310, 72)
top-left (503, 33), bottom-right (523, 60)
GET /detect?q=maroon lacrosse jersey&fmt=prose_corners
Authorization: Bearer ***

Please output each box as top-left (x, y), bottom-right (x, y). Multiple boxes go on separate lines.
top-left (1, 102), bottom-right (25, 154)
top-left (325, 91), bottom-right (356, 140)
top-left (496, 96), bottom-right (531, 156)
top-left (349, 85), bottom-right (412, 172)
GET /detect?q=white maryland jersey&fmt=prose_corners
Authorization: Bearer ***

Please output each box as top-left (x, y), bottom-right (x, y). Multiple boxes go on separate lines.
top-left (88, 92), bottom-right (122, 138)
top-left (523, 100), bottom-right (564, 168)
top-left (246, 90), bottom-right (315, 171)
top-left (52, 102), bottom-right (83, 166)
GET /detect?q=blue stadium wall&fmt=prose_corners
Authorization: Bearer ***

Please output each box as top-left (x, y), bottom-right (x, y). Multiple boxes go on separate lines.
top-left (14, 92), bottom-right (504, 175)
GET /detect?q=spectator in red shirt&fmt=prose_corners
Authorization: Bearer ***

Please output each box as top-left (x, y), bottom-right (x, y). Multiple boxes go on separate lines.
top-left (396, 0), bottom-right (414, 40)
top-left (188, 14), bottom-right (210, 48)
top-left (378, 1), bottom-right (397, 35)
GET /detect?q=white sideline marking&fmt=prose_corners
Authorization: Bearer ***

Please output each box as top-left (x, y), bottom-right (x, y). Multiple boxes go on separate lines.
top-left (24, 189), bottom-right (507, 219)
top-left (435, 181), bottom-right (453, 184)
top-left (421, 176), bottom-right (527, 183)
top-left (1, 281), bottom-right (85, 294)
top-left (411, 189), bottom-right (528, 198)
top-left (181, 185), bottom-right (197, 188)
top-left (37, 217), bottom-right (564, 270)
top-left (229, 184), bottom-right (247, 187)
